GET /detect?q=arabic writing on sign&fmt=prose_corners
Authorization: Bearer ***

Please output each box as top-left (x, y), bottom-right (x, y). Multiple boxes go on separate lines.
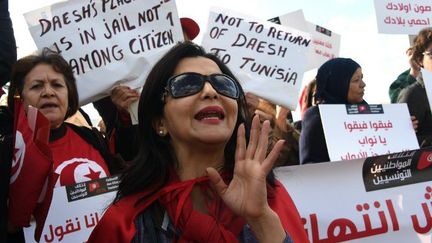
top-left (43, 212), bottom-right (100, 242)
top-left (373, 169), bottom-right (412, 185)
top-left (304, 188), bottom-right (432, 242)
top-left (341, 150), bottom-right (378, 160)
top-left (386, 2), bottom-right (432, 14)
top-left (384, 16), bottom-right (430, 27)
top-left (344, 120), bottom-right (393, 133)
top-left (370, 156), bottom-right (413, 186)
top-left (311, 39), bottom-right (335, 59)
top-left (371, 159), bottom-right (412, 174)
top-left (314, 49), bottom-right (335, 59)
top-left (358, 135), bottom-right (387, 147)
top-left (338, 120), bottom-right (395, 160)
top-left (383, 2), bottom-right (431, 26)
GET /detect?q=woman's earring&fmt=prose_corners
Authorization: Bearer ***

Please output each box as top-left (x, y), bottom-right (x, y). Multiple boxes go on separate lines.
top-left (158, 130), bottom-right (165, 136)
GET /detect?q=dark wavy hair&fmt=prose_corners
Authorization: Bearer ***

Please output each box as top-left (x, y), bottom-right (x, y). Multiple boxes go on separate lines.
top-left (412, 27), bottom-right (432, 66)
top-left (116, 42), bottom-right (278, 201)
top-left (7, 48), bottom-right (78, 119)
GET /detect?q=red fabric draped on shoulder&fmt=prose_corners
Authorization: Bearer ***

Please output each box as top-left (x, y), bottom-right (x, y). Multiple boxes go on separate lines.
top-left (87, 179), bottom-right (309, 243)
top-left (87, 190), bottom-right (153, 243)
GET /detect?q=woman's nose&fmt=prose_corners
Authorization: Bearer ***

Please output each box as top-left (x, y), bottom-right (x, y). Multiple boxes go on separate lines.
top-left (41, 84), bottom-right (55, 97)
top-left (201, 81), bottom-right (218, 99)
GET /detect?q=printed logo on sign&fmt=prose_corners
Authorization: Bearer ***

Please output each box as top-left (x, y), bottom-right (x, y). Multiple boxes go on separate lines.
top-left (66, 175), bottom-right (120, 202)
top-left (363, 149), bottom-right (432, 191)
top-left (267, 17), bottom-right (281, 24)
top-left (316, 25), bottom-right (332, 37)
top-left (417, 151), bottom-right (432, 170)
top-left (88, 181), bottom-right (101, 192)
top-left (346, 104), bottom-right (384, 115)
top-left (10, 131), bottom-right (25, 184)
top-left (54, 158), bottom-right (107, 187)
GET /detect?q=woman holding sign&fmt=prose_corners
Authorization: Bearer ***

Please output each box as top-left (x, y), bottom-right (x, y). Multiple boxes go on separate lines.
top-left (88, 42), bottom-right (308, 243)
top-left (299, 57), bottom-right (366, 164)
top-left (2, 49), bottom-right (124, 242)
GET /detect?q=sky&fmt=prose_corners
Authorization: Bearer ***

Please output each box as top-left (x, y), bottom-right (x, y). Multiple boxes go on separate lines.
top-left (9, 0), bottom-right (411, 123)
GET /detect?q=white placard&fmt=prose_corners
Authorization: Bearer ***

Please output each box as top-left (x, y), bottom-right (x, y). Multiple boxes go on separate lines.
top-left (201, 7), bottom-right (311, 110)
top-left (374, 0), bottom-right (432, 34)
top-left (270, 10), bottom-right (341, 71)
top-left (319, 104), bottom-right (419, 161)
top-left (24, 0), bottom-right (184, 105)
top-left (27, 176), bottom-right (119, 243)
top-left (276, 148), bottom-right (432, 242)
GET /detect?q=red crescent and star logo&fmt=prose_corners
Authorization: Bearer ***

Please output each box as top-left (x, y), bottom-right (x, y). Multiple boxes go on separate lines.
top-left (54, 158), bottom-right (107, 187)
top-left (10, 131), bottom-right (25, 184)
top-left (418, 152), bottom-right (432, 170)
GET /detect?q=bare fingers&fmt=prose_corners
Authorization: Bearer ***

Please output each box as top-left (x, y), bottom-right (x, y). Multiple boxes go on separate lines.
top-left (261, 140), bottom-right (285, 174)
top-left (245, 115), bottom-right (260, 159)
top-left (206, 167), bottom-right (228, 196)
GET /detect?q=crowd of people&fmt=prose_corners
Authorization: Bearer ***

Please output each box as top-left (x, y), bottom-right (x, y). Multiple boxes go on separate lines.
top-left (1, 0), bottom-right (432, 241)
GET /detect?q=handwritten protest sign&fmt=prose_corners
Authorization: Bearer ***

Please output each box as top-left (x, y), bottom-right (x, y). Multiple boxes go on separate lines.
top-left (276, 148), bottom-right (432, 242)
top-left (269, 9), bottom-right (341, 71)
top-left (201, 7), bottom-right (311, 110)
top-left (26, 176), bottom-right (120, 243)
top-left (319, 104), bottom-right (419, 162)
top-left (374, 0), bottom-right (432, 34)
top-left (24, 0), bottom-right (183, 104)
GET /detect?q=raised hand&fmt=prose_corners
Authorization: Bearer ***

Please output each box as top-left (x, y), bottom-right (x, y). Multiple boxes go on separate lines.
top-left (110, 85), bottom-right (140, 113)
top-left (407, 47), bottom-right (421, 78)
top-left (207, 115), bottom-right (286, 242)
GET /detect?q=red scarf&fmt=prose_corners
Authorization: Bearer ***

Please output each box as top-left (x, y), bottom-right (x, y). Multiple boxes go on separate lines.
top-left (88, 176), bottom-right (309, 243)
top-left (158, 176), bottom-right (245, 242)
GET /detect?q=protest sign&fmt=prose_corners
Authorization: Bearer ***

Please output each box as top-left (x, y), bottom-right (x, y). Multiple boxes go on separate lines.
top-left (276, 148), bottom-right (432, 242)
top-left (422, 68), bottom-right (432, 118)
top-left (319, 104), bottom-right (419, 162)
top-left (24, 0), bottom-right (183, 104)
top-left (26, 175), bottom-right (120, 243)
top-left (201, 7), bottom-right (311, 110)
top-left (374, 0), bottom-right (432, 34)
top-left (269, 10), bottom-right (341, 71)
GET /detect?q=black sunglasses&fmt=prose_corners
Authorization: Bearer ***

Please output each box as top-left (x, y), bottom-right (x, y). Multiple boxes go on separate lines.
top-left (164, 72), bottom-right (240, 99)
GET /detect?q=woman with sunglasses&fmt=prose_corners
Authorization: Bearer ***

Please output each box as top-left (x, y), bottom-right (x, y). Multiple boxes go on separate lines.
top-left (88, 42), bottom-right (308, 243)
top-left (396, 27), bottom-right (432, 147)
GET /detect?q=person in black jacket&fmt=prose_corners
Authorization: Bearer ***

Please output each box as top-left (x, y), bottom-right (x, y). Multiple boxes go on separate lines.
top-left (0, 0), bottom-right (17, 241)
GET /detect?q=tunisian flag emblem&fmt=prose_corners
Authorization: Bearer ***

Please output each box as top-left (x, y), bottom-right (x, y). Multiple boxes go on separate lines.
top-left (8, 98), bottom-right (52, 227)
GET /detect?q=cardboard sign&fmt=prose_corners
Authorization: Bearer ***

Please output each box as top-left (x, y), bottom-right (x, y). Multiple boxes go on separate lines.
top-left (201, 7), bottom-right (311, 110)
top-left (26, 176), bottom-right (120, 243)
top-left (374, 0), bottom-right (432, 34)
top-left (24, 0), bottom-right (183, 104)
top-left (319, 104), bottom-right (419, 162)
top-left (269, 10), bottom-right (341, 71)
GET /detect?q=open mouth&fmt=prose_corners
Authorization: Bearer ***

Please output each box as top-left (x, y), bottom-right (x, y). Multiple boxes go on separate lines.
top-left (194, 106), bottom-right (225, 120)
top-left (40, 103), bottom-right (59, 109)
